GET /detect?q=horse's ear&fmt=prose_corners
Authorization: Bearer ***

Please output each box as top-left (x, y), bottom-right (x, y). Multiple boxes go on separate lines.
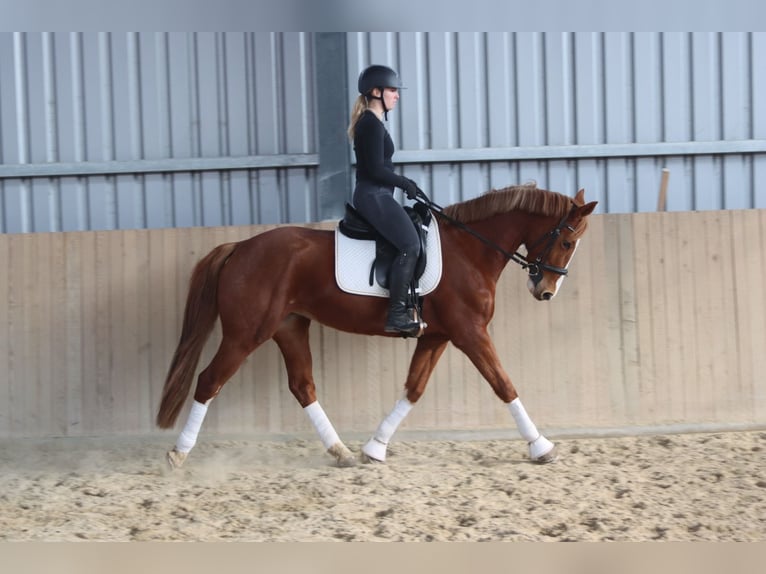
top-left (579, 201), bottom-right (598, 217)
top-left (574, 188), bottom-right (586, 204)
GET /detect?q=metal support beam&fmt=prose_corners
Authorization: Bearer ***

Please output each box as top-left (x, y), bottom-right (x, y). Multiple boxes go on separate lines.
top-left (0, 154), bottom-right (318, 179)
top-left (314, 33), bottom-right (351, 221)
top-left (394, 139), bottom-right (766, 165)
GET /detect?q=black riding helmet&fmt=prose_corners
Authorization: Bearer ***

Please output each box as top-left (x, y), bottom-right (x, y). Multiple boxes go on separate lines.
top-left (357, 64), bottom-right (405, 120)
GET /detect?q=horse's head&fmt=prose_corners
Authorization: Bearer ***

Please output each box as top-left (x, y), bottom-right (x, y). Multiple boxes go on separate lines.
top-left (524, 188), bottom-right (597, 301)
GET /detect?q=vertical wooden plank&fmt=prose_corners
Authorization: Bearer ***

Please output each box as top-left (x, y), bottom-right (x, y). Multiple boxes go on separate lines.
top-left (133, 229), bottom-right (152, 433)
top-left (705, 211), bottom-right (734, 422)
top-left (65, 232), bottom-right (84, 435)
top-left (632, 213), bottom-right (657, 421)
top-left (647, 212), bottom-right (667, 421)
top-left (49, 231), bottom-right (69, 435)
top-left (660, 210), bottom-right (681, 422)
top-left (117, 230), bottom-right (136, 433)
top-left (5, 234), bottom-right (19, 434)
top-left (21, 234), bottom-right (37, 435)
top-left (715, 211), bottom-right (741, 419)
top-left (618, 214), bottom-right (641, 421)
top-left (601, 214), bottom-right (628, 424)
top-left (755, 210), bottom-right (766, 421)
top-left (347, 331), bottom-right (368, 432)
top-left (77, 231), bottom-right (95, 435)
top-left (0, 235), bottom-right (9, 436)
top-left (92, 231), bottom-right (114, 433)
top-left (585, 215), bottom-right (614, 425)
top-left (359, 332), bottom-right (382, 433)
top-left (542, 271), bottom-right (574, 427)
top-left (106, 231), bottom-right (126, 433)
top-left (14, 235), bottom-right (37, 436)
top-left (36, 233), bottom-right (54, 435)
top-left (147, 227), bottom-right (174, 431)
top-left (730, 210), bottom-right (759, 420)
top-left (569, 214), bottom-right (601, 425)
top-left (692, 212), bottom-right (720, 421)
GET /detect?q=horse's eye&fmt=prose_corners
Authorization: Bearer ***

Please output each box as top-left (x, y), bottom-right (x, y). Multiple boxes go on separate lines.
top-left (562, 241), bottom-right (572, 250)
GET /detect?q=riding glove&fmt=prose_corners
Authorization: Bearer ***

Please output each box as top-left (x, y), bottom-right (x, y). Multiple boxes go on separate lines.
top-left (400, 178), bottom-right (420, 200)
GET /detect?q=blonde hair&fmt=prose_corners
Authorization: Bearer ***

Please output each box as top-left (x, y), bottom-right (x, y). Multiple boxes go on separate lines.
top-left (347, 95), bottom-right (369, 140)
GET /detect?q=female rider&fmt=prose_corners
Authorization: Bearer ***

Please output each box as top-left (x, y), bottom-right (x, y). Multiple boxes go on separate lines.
top-left (347, 64), bottom-right (422, 337)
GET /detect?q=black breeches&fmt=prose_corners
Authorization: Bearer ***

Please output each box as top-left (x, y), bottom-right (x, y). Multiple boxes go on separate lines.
top-left (352, 184), bottom-right (421, 257)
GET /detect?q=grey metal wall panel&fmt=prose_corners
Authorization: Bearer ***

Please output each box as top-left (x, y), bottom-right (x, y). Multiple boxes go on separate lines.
top-left (1, 32), bottom-right (765, 233)
top-left (0, 32), bottom-right (317, 233)
top-left (347, 32), bottom-right (766, 216)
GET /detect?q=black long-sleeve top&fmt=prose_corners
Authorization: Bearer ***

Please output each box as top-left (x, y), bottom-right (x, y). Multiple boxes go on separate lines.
top-left (353, 110), bottom-right (409, 190)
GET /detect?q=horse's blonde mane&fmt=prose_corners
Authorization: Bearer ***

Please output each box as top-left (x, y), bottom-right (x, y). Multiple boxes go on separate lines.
top-left (442, 183), bottom-right (573, 223)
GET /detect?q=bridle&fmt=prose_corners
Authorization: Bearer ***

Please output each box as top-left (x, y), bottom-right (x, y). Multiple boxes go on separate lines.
top-left (413, 191), bottom-right (577, 281)
top-left (522, 207), bottom-right (577, 284)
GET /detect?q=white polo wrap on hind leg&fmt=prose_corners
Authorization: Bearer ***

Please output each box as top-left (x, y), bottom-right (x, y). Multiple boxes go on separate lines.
top-left (508, 397), bottom-right (554, 459)
top-left (175, 400), bottom-right (209, 454)
top-left (363, 398), bottom-right (413, 462)
top-left (304, 401), bottom-right (341, 450)
top-left (375, 398), bottom-right (413, 443)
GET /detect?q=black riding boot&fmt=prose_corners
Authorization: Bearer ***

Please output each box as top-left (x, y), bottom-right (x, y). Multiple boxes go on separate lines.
top-left (384, 251), bottom-right (422, 337)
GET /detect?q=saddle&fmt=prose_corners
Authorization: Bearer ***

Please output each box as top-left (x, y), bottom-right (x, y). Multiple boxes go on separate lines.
top-left (338, 202), bottom-right (432, 290)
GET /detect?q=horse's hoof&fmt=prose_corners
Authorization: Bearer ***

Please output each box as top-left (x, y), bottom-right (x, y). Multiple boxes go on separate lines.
top-left (328, 443), bottom-right (357, 467)
top-left (529, 436), bottom-right (557, 463)
top-left (360, 452), bottom-right (384, 464)
top-left (532, 444), bottom-right (558, 464)
top-left (361, 438), bottom-right (387, 463)
top-left (336, 455), bottom-right (357, 468)
top-left (166, 449), bottom-right (187, 469)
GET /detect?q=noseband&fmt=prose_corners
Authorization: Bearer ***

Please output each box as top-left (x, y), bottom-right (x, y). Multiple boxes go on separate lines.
top-left (413, 192), bottom-right (576, 281)
top-left (522, 206), bottom-right (577, 284)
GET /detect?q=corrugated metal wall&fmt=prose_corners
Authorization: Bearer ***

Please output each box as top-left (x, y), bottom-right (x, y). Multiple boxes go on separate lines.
top-left (348, 32), bottom-right (766, 213)
top-left (1, 32), bottom-right (765, 233)
top-left (0, 32), bottom-right (317, 233)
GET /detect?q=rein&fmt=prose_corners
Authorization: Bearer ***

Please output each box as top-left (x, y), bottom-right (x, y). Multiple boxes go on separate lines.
top-left (412, 189), bottom-right (574, 279)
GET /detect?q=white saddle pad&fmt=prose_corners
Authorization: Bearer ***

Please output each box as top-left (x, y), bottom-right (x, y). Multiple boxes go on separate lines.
top-left (335, 218), bottom-right (443, 298)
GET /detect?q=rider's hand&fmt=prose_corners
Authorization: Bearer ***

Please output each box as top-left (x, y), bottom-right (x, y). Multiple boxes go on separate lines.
top-left (401, 178), bottom-right (420, 200)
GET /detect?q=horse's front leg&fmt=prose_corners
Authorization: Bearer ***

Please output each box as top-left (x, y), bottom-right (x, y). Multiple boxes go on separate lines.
top-left (273, 315), bottom-right (356, 467)
top-left (362, 335), bottom-right (449, 463)
top-left (453, 327), bottom-right (557, 463)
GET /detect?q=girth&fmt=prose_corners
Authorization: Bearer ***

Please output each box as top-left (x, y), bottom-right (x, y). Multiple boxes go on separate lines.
top-left (338, 202), bottom-right (432, 289)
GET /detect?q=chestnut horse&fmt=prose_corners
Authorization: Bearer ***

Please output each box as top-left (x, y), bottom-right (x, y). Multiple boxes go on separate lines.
top-left (156, 184), bottom-right (597, 468)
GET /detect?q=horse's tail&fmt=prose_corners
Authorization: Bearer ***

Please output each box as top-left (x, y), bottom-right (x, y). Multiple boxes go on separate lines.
top-left (155, 242), bottom-right (238, 429)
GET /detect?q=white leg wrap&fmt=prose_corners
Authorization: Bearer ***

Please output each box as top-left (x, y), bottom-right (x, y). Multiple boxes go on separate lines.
top-left (304, 401), bottom-right (341, 450)
top-left (175, 400), bottom-right (209, 454)
top-left (363, 398), bottom-right (413, 462)
top-left (508, 397), bottom-right (540, 442)
top-left (508, 398), bottom-right (554, 460)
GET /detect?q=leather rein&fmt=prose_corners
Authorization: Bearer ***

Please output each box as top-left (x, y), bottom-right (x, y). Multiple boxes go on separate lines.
top-left (412, 190), bottom-right (575, 279)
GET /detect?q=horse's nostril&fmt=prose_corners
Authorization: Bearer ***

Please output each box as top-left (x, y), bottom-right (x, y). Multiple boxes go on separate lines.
top-left (542, 292), bottom-right (553, 301)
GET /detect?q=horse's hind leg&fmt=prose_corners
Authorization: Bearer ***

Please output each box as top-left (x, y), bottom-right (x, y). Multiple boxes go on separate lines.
top-left (273, 314), bottom-right (356, 467)
top-left (167, 337), bottom-right (254, 469)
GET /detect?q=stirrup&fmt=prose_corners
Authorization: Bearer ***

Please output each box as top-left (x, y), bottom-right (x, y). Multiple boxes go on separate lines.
top-left (384, 309), bottom-right (427, 338)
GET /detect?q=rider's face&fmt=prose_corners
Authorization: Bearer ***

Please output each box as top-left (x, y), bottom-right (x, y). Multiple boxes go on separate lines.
top-left (381, 87), bottom-right (399, 110)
